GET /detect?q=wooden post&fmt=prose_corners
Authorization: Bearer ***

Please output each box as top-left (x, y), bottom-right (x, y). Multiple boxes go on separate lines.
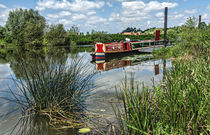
top-left (198, 15), bottom-right (201, 28)
top-left (164, 7), bottom-right (168, 47)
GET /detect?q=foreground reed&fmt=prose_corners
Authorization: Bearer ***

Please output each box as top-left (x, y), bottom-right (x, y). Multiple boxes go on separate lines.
top-left (9, 54), bottom-right (95, 128)
top-left (113, 58), bottom-right (210, 134)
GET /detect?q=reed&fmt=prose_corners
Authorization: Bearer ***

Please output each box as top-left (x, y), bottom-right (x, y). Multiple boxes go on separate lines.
top-left (9, 54), bottom-right (95, 128)
top-left (113, 57), bottom-right (210, 134)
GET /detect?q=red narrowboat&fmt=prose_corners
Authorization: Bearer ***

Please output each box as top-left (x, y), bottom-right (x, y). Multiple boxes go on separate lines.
top-left (92, 30), bottom-right (164, 60)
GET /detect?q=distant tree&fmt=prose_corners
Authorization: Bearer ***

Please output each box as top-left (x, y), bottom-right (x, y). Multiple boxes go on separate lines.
top-left (122, 27), bottom-right (143, 33)
top-left (0, 26), bottom-right (6, 39)
top-left (45, 24), bottom-right (67, 46)
top-left (5, 8), bottom-right (45, 45)
top-left (184, 17), bottom-right (197, 28)
top-left (68, 25), bottom-right (79, 35)
top-left (199, 22), bottom-right (207, 30)
top-left (136, 28), bottom-right (143, 33)
top-left (122, 27), bottom-right (135, 33)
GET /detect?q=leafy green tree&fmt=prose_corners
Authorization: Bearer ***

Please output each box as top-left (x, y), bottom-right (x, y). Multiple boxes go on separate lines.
top-left (199, 22), bottom-right (207, 30)
top-left (184, 17), bottom-right (197, 28)
top-left (122, 27), bottom-right (138, 33)
top-left (5, 8), bottom-right (45, 46)
top-left (68, 25), bottom-right (79, 35)
top-left (45, 24), bottom-right (67, 46)
top-left (0, 26), bottom-right (6, 39)
top-left (24, 19), bottom-right (45, 47)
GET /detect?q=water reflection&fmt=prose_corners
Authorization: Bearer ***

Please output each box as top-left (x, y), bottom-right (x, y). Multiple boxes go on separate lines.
top-left (0, 47), bottom-right (171, 135)
top-left (1, 114), bottom-right (78, 135)
top-left (92, 56), bottom-right (163, 77)
top-left (86, 55), bottom-right (172, 124)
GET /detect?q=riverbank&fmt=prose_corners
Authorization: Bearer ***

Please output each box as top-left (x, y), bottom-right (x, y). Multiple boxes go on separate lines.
top-left (112, 20), bottom-right (210, 134)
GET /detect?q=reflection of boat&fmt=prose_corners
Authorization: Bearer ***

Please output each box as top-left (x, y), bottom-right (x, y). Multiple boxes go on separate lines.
top-left (91, 30), bottom-right (164, 60)
top-left (91, 54), bottom-right (160, 75)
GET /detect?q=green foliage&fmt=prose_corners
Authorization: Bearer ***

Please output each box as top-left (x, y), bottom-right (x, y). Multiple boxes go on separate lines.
top-left (68, 33), bottom-right (157, 45)
top-left (68, 25), bottom-right (80, 35)
top-left (153, 18), bottom-right (210, 59)
top-left (114, 57), bottom-right (210, 134)
top-left (114, 16), bottom-right (210, 135)
top-left (5, 8), bottom-right (45, 46)
top-left (184, 17), bottom-right (197, 28)
top-left (8, 53), bottom-right (95, 128)
top-left (0, 26), bottom-right (6, 39)
top-left (199, 22), bottom-right (207, 30)
top-left (45, 24), bottom-right (67, 46)
top-left (24, 19), bottom-right (45, 47)
top-left (121, 27), bottom-right (143, 33)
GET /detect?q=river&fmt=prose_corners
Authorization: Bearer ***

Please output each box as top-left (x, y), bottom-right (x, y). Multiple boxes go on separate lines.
top-left (0, 47), bottom-right (171, 134)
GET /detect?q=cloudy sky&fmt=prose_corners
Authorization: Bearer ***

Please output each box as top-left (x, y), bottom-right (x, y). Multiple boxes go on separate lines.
top-left (0, 0), bottom-right (209, 33)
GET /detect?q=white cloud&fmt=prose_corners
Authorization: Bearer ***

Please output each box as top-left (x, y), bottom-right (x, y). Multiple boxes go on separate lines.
top-left (36, 0), bottom-right (104, 13)
top-left (145, 1), bottom-right (178, 11)
top-left (57, 19), bottom-right (73, 26)
top-left (169, 13), bottom-right (184, 19)
top-left (174, 14), bottom-right (184, 19)
top-left (87, 11), bottom-right (96, 16)
top-left (87, 16), bottom-right (107, 24)
top-left (121, 1), bottom-right (178, 19)
top-left (202, 13), bottom-right (210, 22)
top-left (207, 5), bottom-right (210, 9)
top-left (155, 12), bottom-right (164, 17)
top-left (72, 14), bottom-right (86, 21)
top-left (109, 13), bottom-right (121, 22)
top-left (184, 9), bottom-right (197, 14)
top-left (0, 5), bottom-right (10, 26)
top-left (110, 1), bottom-right (177, 24)
top-left (106, 2), bottom-right (113, 7)
top-left (122, 1), bottom-right (145, 11)
top-left (0, 4), bottom-right (7, 9)
top-left (46, 11), bottom-right (71, 19)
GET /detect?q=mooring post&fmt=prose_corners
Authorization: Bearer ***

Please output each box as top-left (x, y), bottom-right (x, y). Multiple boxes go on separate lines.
top-left (164, 7), bottom-right (168, 47)
top-left (198, 15), bottom-right (201, 28)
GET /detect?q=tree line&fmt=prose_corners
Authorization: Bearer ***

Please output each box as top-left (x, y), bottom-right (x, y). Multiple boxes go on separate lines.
top-left (0, 8), bottom-right (209, 47)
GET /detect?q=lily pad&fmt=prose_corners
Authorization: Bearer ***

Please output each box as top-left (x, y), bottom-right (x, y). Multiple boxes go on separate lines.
top-left (79, 128), bottom-right (91, 134)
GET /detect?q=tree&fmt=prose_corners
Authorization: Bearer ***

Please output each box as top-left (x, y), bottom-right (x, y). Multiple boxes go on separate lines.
top-left (68, 25), bottom-right (79, 35)
top-left (45, 24), bottom-right (67, 46)
top-left (5, 8), bottom-right (45, 46)
top-left (24, 19), bottom-right (45, 47)
top-left (184, 17), bottom-right (197, 28)
top-left (121, 27), bottom-right (143, 33)
top-left (0, 26), bottom-right (6, 39)
top-left (199, 22), bottom-right (207, 30)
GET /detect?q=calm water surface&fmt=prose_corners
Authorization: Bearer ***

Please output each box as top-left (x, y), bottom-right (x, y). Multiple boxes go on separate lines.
top-left (0, 48), bottom-right (172, 134)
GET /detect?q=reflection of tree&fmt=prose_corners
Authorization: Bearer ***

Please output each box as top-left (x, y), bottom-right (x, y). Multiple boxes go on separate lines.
top-left (7, 114), bottom-right (77, 135)
top-left (7, 47), bottom-right (70, 80)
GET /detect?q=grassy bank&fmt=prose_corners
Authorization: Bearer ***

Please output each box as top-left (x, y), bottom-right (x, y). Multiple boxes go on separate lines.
top-left (113, 18), bottom-right (210, 134)
top-left (114, 54), bottom-right (210, 135)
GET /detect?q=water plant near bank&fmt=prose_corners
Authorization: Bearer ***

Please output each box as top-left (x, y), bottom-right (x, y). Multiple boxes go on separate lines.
top-left (113, 57), bottom-right (210, 134)
top-left (8, 53), bottom-right (95, 128)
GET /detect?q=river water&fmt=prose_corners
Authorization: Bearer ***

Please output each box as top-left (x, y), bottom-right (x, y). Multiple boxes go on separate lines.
top-left (0, 47), bottom-right (172, 134)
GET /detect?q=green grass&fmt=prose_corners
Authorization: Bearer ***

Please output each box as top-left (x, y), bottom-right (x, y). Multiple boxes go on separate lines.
top-left (113, 57), bottom-right (210, 134)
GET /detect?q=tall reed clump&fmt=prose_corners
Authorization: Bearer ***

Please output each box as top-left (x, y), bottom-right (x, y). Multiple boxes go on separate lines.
top-left (113, 57), bottom-right (210, 134)
top-left (9, 54), bottom-right (95, 128)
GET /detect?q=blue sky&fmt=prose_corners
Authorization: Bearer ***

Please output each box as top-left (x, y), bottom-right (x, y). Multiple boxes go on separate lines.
top-left (0, 0), bottom-right (210, 33)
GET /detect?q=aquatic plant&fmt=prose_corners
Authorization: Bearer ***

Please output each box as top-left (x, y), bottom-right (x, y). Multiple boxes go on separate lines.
top-left (9, 54), bottom-right (95, 128)
top-left (113, 57), bottom-right (210, 134)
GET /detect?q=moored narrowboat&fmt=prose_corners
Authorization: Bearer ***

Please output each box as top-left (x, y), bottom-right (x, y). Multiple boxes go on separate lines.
top-left (92, 30), bottom-right (164, 60)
